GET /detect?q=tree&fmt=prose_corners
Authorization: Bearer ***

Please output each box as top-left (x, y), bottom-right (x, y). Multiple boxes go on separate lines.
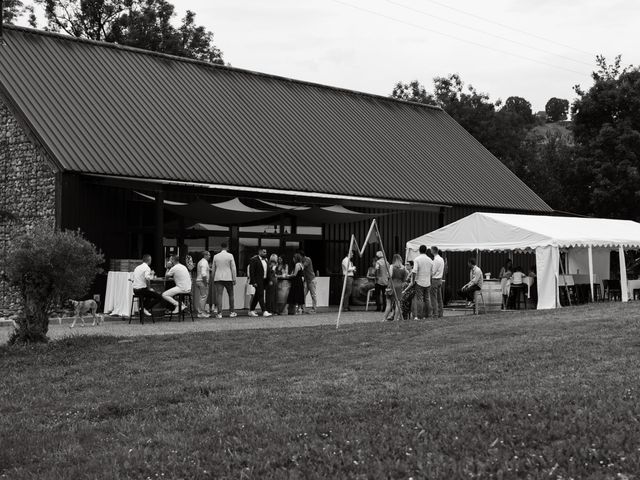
top-left (35, 0), bottom-right (223, 63)
top-left (5, 227), bottom-right (104, 344)
top-left (2, 0), bottom-right (36, 26)
top-left (502, 96), bottom-right (534, 125)
top-left (545, 97), bottom-right (569, 122)
top-left (391, 80), bottom-right (435, 105)
top-left (571, 55), bottom-right (640, 220)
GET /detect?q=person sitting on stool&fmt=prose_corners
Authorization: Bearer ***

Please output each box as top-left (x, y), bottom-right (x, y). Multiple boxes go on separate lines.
top-left (460, 258), bottom-right (483, 307)
top-left (162, 255), bottom-right (192, 314)
top-left (132, 254), bottom-right (168, 316)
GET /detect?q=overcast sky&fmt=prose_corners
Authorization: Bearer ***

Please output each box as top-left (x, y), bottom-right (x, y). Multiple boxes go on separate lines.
top-left (163, 0), bottom-right (636, 113)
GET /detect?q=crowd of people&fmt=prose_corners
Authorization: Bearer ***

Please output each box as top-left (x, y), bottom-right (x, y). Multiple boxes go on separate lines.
top-left (130, 243), bottom-right (523, 320)
top-left (130, 245), bottom-right (319, 319)
top-left (341, 245), bottom-right (447, 321)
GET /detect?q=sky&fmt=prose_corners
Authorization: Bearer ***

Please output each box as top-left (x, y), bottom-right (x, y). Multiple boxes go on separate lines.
top-left (173, 0), bottom-right (639, 113)
top-left (18, 0), bottom-right (640, 112)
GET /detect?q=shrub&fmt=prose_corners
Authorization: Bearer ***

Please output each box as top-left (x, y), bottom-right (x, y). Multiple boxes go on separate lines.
top-left (4, 226), bottom-right (104, 344)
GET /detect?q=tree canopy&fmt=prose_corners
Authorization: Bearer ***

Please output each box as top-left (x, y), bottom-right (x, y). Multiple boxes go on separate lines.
top-left (545, 97), bottom-right (569, 122)
top-left (571, 56), bottom-right (640, 220)
top-left (30, 0), bottom-right (224, 63)
top-left (391, 56), bottom-right (640, 220)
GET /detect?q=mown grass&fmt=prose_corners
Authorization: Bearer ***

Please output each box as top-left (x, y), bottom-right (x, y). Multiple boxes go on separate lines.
top-left (1, 303), bottom-right (640, 479)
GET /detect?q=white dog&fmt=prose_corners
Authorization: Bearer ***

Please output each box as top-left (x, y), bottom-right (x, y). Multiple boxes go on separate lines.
top-left (69, 299), bottom-right (101, 328)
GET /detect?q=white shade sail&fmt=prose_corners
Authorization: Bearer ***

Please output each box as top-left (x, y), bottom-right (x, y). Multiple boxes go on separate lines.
top-left (406, 213), bottom-right (640, 253)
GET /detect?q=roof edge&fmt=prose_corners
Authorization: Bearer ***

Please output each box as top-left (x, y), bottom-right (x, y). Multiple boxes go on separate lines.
top-left (2, 25), bottom-right (443, 112)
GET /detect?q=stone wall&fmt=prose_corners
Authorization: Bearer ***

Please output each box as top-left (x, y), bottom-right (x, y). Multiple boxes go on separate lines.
top-left (0, 100), bottom-right (57, 316)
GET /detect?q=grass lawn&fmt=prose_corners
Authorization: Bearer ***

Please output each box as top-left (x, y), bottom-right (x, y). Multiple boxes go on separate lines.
top-left (1, 303), bottom-right (640, 479)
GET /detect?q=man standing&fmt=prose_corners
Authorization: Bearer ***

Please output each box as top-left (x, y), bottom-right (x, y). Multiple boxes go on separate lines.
top-left (341, 250), bottom-right (356, 311)
top-left (430, 246), bottom-right (445, 318)
top-left (374, 251), bottom-right (389, 312)
top-left (412, 245), bottom-right (433, 320)
top-left (249, 248), bottom-right (272, 317)
top-left (162, 255), bottom-right (192, 314)
top-left (131, 254), bottom-right (166, 315)
top-left (300, 250), bottom-right (317, 314)
top-left (211, 243), bottom-right (237, 318)
top-left (195, 251), bottom-right (211, 318)
top-left (461, 258), bottom-right (483, 306)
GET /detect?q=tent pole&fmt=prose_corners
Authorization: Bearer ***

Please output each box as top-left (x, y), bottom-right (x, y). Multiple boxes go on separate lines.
top-left (588, 245), bottom-right (594, 302)
top-left (619, 246), bottom-right (629, 302)
top-left (559, 251), bottom-right (572, 307)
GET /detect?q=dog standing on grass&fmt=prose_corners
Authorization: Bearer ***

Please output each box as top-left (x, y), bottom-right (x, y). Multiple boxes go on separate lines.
top-left (69, 299), bottom-right (101, 328)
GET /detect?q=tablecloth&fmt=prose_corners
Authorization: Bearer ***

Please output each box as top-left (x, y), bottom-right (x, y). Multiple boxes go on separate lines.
top-left (104, 271), bottom-right (133, 317)
top-left (628, 279), bottom-right (640, 300)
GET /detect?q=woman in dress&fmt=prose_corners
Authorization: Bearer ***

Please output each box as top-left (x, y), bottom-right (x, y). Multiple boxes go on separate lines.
top-left (383, 254), bottom-right (408, 321)
top-left (265, 254), bottom-right (278, 315)
top-left (275, 256), bottom-right (289, 315)
top-left (499, 259), bottom-right (513, 309)
top-left (287, 253), bottom-right (306, 314)
top-left (401, 260), bottom-right (415, 320)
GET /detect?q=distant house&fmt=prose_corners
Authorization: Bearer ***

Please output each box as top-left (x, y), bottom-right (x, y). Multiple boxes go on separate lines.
top-left (0, 26), bottom-right (552, 311)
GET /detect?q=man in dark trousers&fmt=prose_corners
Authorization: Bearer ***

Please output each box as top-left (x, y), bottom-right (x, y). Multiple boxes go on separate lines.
top-left (248, 248), bottom-right (272, 317)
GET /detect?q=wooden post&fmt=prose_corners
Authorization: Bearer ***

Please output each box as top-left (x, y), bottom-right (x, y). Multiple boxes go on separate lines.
top-left (154, 190), bottom-right (165, 275)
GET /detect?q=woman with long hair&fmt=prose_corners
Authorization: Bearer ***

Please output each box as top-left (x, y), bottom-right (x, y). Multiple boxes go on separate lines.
top-left (384, 254), bottom-right (408, 321)
top-left (287, 253), bottom-right (306, 314)
top-left (275, 256), bottom-right (289, 314)
top-left (265, 254), bottom-right (278, 315)
top-left (499, 259), bottom-right (513, 309)
top-left (401, 260), bottom-right (416, 320)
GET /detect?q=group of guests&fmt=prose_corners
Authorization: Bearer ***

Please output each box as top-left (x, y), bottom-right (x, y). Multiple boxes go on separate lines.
top-left (246, 248), bottom-right (318, 316)
top-left (131, 253), bottom-right (193, 316)
top-left (341, 245), bottom-right (446, 320)
top-left (131, 245), bottom-right (318, 318)
top-left (498, 259), bottom-right (537, 309)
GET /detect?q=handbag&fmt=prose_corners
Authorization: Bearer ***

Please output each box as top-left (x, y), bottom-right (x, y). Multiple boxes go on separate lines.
top-left (246, 283), bottom-right (256, 295)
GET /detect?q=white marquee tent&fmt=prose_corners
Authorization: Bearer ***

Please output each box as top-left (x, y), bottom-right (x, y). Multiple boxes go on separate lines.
top-left (406, 213), bottom-right (640, 309)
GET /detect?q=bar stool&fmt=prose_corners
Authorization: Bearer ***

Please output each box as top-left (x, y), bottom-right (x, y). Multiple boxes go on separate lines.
top-left (169, 292), bottom-right (194, 322)
top-left (129, 292), bottom-right (155, 324)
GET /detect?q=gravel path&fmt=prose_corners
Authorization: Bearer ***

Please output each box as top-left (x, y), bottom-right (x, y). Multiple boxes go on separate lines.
top-left (0, 310), bottom-right (403, 342)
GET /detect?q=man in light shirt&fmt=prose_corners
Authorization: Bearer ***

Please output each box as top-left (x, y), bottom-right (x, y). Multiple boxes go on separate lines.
top-left (131, 254), bottom-right (165, 316)
top-left (341, 250), bottom-right (356, 311)
top-left (162, 255), bottom-right (192, 314)
top-left (195, 251), bottom-right (210, 318)
top-left (374, 251), bottom-right (390, 312)
top-left (412, 245), bottom-right (433, 320)
top-left (461, 257), bottom-right (483, 306)
top-left (211, 243), bottom-right (237, 318)
top-left (430, 246), bottom-right (445, 318)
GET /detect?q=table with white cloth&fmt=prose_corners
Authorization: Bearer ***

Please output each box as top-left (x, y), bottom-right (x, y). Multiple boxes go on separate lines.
top-left (104, 271), bottom-right (133, 317)
top-left (628, 279), bottom-right (640, 300)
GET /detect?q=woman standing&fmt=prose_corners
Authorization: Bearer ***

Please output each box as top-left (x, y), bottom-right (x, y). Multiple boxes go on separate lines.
top-left (499, 259), bottom-right (513, 309)
top-left (265, 254), bottom-right (278, 315)
top-left (288, 253), bottom-right (306, 314)
top-left (275, 256), bottom-right (289, 315)
top-left (383, 254), bottom-right (408, 321)
top-left (401, 260), bottom-right (416, 320)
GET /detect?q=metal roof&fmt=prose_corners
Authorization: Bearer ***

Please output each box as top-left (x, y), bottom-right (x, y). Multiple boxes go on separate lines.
top-left (0, 26), bottom-right (551, 211)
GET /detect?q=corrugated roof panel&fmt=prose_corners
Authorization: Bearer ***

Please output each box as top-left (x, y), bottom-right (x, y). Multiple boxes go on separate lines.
top-left (0, 26), bottom-right (551, 211)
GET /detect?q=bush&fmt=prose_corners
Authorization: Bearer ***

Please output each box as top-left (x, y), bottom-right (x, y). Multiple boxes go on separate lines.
top-left (4, 227), bottom-right (104, 344)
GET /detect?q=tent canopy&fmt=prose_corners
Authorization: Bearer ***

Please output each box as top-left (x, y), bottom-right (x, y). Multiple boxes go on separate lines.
top-left (406, 213), bottom-right (640, 253)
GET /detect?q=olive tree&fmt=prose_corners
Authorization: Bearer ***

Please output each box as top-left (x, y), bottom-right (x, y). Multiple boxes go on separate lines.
top-left (4, 227), bottom-right (104, 344)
